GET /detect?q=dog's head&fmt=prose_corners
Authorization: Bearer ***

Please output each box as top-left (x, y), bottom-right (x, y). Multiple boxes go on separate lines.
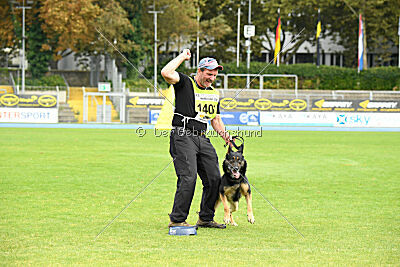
top-left (223, 144), bottom-right (247, 180)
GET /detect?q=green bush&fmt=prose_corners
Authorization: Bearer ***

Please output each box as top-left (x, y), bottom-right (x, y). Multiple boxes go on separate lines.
top-left (124, 77), bottom-right (169, 92)
top-left (127, 63), bottom-right (400, 91)
top-left (25, 75), bottom-right (66, 87)
top-left (221, 63), bottom-right (400, 90)
top-left (13, 72), bottom-right (66, 87)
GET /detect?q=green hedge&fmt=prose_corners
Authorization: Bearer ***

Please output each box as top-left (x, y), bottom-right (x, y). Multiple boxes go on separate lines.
top-left (0, 68), bottom-right (66, 87)
top-left (24, 74), bottom-right (66, 87)
top-left (173, 63), bottom-right (400, 91)
top-left (224, 63), bottom-right (400, 90)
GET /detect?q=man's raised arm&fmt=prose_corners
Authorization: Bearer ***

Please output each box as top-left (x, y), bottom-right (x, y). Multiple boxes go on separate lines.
top-left (161, 49), bottom-right (191, 85)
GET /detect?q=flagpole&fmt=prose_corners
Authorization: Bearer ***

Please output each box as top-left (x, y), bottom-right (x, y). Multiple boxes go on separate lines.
top-left (398, 16), bottom-right (400, 68)
top-left (237, 7), bottom-right (240, 68)
top-left (277, 9), bottom-right (280, 67)
top-left (246, 0), bottom-right (251, 88)
top-left (316, 9), bottom-right (321, 67)
top-left (276, 8), bottom-right (280, 67)
top-left (358, 14), bottom-right (363, 74)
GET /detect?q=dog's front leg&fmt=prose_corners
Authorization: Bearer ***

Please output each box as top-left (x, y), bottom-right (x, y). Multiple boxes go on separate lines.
top-left (220, 193), bottom-right (231, 225)
top-left (245, 193), bottom-right (255, 224)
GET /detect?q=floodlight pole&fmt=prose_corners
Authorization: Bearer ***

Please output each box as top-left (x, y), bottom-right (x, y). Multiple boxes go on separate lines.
top-left (149, 9), bottom-right (163, 96)
top-left (246, 0), bottom-right (251, 88)
top-left (15, 0), bottom-right (32, 93)
top-left (237, 7), bottom-right (241, 68)
top-left (197, 5), bottom-right (200, 64)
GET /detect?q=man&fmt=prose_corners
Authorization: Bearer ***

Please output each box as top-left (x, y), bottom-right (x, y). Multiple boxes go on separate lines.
top-left (161, 49), bottom-right (231, 229)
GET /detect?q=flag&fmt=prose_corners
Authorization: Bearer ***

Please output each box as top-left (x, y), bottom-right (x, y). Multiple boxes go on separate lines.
top-left (316, 9), bottom-right (321, 66)
top-left (316, 21), bottom-right (321, 39)
top-left (274, 10), bottom-right (281, 65)
top-left (358, 14), bottom-right (364, 72)
top-left (316, 17), bottom-right (321, 39)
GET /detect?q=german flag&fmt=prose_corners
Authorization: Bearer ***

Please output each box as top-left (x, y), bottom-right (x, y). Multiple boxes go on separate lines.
top-left (274, 9), bottom-right (281, 65)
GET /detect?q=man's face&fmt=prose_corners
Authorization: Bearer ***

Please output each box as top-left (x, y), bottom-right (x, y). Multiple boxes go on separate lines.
top-left (197, 68), bottom-right (218, 88)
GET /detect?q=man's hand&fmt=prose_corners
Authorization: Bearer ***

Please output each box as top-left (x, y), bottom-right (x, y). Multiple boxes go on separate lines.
top-left (211, 115), bottom-right (233, 147)
top-left (180, 49), bottom-right (191, 61)
top-left (222, 131), bottom-right (231, 145)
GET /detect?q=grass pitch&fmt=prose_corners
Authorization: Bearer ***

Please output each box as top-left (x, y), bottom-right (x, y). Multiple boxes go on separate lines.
top-left (1, 127), bottom-right (399, 265)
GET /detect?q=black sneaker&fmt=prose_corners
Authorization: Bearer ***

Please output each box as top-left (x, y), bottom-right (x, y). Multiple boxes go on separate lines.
top-left (196, 219), bottom-right (226, 229)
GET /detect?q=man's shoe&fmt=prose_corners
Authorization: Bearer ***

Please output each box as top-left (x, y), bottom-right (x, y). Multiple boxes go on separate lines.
top-left (196, 219), bottom-right (226, 229)
top-left (168, 221), bottom-right (196, 228)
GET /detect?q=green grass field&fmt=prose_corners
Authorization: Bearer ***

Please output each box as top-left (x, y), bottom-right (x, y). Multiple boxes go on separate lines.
top-left (1, 128), bottom-right (399, 265)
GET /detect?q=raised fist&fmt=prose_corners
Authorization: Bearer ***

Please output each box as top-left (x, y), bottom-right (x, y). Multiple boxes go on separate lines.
top-left (181, 49), bottom-right (191, 61)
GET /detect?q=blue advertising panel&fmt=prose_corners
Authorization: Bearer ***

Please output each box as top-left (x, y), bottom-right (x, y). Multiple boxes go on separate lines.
top-left (150, 110), bottom-right (260, 126)
top-left (149, 110), bottom-right (161, 124)
top-left (220, 111), bottom-right (259, 125)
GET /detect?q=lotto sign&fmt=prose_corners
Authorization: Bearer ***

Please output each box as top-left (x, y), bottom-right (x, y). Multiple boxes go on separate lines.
top-left (98, 82), bottom-right (111, 92)
top-left (244, 25), bottom-right (256, 38)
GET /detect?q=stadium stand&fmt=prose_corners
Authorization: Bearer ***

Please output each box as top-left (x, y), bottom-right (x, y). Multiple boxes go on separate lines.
top-left (0, 86), bottom-right (14, 94)
top-left (68, 87), bottom-right (119, 123)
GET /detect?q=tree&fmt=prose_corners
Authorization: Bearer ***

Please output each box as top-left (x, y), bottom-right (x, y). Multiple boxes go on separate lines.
top-left (0, 1), bottom-right (16, 50)
top-left (196, 0), bottom-right (399, 68)
top-left (38, 0), bottom-right (134, 69)
top-left (328, 0), bottom-right (400, 67)
top-left (39, 0), bottom-right (100, 67)
top-left (0, 1), bottom-right (17, 67)
top-left (142, 0), bottom-right (198, 57)
top-left (198, 0), bottom-right (233, 62)
top-left (26, 1), bottom-right (52, 79)
top-left (115, 0), bottom-right (150, 76)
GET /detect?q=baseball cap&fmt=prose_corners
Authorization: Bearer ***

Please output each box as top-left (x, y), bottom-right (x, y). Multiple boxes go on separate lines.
top-left (198, 57), bottom-right (223, 70)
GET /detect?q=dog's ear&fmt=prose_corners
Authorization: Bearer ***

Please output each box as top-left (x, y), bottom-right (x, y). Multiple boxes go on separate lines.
top-left (238, 144), bottom-right (244, 154)
top-left (242, 159), bottom-right (247, 175)
top-left (226, 144), bottom-right (233, 157)
top-left (222, 159), bottom-right (229, 173)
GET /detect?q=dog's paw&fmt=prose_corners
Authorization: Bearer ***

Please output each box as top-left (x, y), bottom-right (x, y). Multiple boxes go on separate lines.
top-left (224, 217), bottom-right (231, 225)
top-left (247, 214), bottom-right (255, 224)
top-left (232, 221), bottom-right (238, 226)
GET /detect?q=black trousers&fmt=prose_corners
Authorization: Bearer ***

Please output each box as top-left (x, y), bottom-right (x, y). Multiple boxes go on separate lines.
top-left (169, 129), bottom-right (221, 223)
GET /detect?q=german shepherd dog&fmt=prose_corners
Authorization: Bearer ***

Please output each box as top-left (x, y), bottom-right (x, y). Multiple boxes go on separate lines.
top-left (216, 138), bottom-right (255, 226)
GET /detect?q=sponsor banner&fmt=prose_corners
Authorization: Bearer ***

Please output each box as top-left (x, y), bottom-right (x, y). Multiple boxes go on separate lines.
top-left (0, 108), bottom-right (58, 123)
top-left (150, 110), bottom-right (260, 126)
top-left (311, 99), bottom-right (400, 113)
top-left (150, 109), bottom-right (161, 124)
top-left (220, 111), bottom-right (259, 125)
top-left (260, 112), bottom-right (335, 126)
top-left (127, 96), bottom-right (164, 108)
top-left (0, 94), bottom-right (58, 108)
top-left (334, 113), bottom-right (400, 127)
top-left (260, 111), bottom-right (400, 127)
top-left (220, 98), bottom-right (307, 111)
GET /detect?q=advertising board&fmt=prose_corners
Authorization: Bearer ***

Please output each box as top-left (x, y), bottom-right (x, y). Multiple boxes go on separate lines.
top-left (260, 111), bottom-right (400, 127)
top-left (0, 93), bottom-right (58, 123)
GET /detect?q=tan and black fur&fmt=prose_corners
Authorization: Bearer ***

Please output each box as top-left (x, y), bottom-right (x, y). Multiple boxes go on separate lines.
top-left (215, 144), bottom-right (255, 226)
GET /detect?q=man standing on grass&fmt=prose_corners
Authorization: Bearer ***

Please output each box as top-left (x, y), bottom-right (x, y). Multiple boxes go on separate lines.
top-left (161, 49), bottom-right (231, 229)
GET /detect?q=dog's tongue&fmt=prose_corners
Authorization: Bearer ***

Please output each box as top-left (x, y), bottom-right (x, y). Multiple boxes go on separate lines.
top-left (233, 172), bottom-right (241, 179)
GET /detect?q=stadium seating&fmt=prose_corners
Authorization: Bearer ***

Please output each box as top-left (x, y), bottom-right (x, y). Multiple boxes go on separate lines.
top-left (67, 87), bottom-right (119, 123)
top-left (0, 86), bottom-right (14, 94)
